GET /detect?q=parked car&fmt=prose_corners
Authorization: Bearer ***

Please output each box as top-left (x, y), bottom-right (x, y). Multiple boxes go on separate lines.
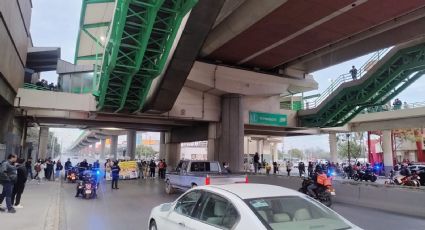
top-left (165, 160), bottom-right (246, 194)
top-left (149, 184), bottom-right (362, 230)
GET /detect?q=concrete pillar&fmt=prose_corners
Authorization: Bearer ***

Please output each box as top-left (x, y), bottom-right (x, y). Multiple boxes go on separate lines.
top-left (159, 132), bottom-right (166, 160)
top-left (100, 139), bottom-right (106, 159)
top-left (382, 130), bottom-right (394, 174)
top-left (110, 135), bottom-right (118, 160)
top-left (207, 123), bottom-right (219, 161)
top-left (219, 94), bottom-right (244, 172)
top-left (38, 127), bottom-right (49, 160)
top-left (127, 130), bottom-right (136, 160)
top-left (165, 132), bottom-right (180, 170)
top-left (329, 132), bottom-right (338, 163)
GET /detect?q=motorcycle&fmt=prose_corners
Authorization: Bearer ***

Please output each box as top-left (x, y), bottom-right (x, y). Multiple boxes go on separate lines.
top-left (67, 168), bottom-right (78, 183)
top-left (352, 169), bottom-right (377, 182)
top-left (298, 177), bottom-right (335, 207)
top-left (75, 170), bottom-right (98, 199)
top-left (394, 174), bottom-right (421, 187)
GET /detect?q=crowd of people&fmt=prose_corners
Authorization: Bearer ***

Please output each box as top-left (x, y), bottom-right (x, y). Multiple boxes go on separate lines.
top-left (34, 79), bottom-right (58, 91)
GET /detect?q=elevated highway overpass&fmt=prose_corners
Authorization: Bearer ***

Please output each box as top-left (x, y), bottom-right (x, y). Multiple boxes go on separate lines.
top-left (15, 0), bottom-right (425, 170)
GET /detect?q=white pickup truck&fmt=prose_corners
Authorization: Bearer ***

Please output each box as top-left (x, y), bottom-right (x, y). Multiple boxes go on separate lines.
top-left (165, 160), bottom-right (246, 194)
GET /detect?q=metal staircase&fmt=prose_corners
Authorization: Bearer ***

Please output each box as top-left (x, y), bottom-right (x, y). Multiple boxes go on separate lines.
top-left (299, 38), bottom-right (425, 127)
top-left (96, 0), bottom-right (197, 113)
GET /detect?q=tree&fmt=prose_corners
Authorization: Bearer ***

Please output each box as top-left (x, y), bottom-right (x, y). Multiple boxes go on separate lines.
top-left (337, 140), bottom-right (361, 160)
top-left (136, 145), bottom-right (156, 159)
top-left (288, 148), bottom-right (303, 160)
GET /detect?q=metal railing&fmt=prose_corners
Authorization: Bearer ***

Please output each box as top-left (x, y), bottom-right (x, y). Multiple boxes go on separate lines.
top-left (361, 101), bottom-right (425, 114)
top-left (23, 83), bottom-right (51, 91)
top-left (304, 48), bottom-right (391, 109)
top-left (23, 83), bottom-right (92, 94)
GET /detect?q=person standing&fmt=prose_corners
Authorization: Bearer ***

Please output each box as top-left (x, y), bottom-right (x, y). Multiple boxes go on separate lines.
top-left (298, 161), bottom-right (305, 177)
top-left (55, 160), bottom-right (63, 180)
top-left (25, 158), bottom-right (33, 180)
top-left (11, 158), bottom-right (27, 209)
top-left (308, 162), bottom-right (314, 177)
top-left (253, 153), bottom-right (260, 174)
top-left (0, 154), bottom-right (18, 213)
top-left (111, 161), bottom-right (121, 189)
top-left (158, 160), bottom-right (165, 179)
top-left (286, 161), bottom-right (293, 176)
top-left (349, 66), bottom-right (358, 80)
top-left (149, 160), bottom-right (156, 178)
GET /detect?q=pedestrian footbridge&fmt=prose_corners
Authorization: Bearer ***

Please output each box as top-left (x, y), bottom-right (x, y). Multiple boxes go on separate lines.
top-left (299, 37), bottom-right (425, 128)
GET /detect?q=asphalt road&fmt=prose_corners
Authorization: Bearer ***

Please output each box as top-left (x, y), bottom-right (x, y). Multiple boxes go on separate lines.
top-left (2, 172), bottom-right (424, 230)
top-left (59, 179), bottom-right (425, 230)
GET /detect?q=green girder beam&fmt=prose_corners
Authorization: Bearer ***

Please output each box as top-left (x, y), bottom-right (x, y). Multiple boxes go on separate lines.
top-left (96, 0), bottom-right (198, 113)
top-left (299, 42), bottom-right (425, 127)
top-left (76, 54), bottom-right (103, 60)
top-left (82, 22), bottom-right (111, 29)
top-left (74, 0), bottom-right (114, 64)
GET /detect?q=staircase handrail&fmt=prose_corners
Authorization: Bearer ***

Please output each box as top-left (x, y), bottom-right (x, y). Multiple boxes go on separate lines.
top-left (305, 48), bottom-right (391, 109)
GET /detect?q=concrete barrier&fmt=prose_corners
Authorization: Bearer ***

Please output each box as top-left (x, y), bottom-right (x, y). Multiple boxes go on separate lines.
top-left (248, 175), bottom-right (425, 218)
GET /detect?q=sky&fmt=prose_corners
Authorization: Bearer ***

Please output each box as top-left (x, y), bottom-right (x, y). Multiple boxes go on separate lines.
top-left (30, 1), bottom-right (425, 152)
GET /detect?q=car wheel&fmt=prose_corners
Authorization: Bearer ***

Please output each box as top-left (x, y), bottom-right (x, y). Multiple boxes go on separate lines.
top-left (149, 220), bottom-right (158, 230)
top-left (165, 180), bottom-right (174, 194)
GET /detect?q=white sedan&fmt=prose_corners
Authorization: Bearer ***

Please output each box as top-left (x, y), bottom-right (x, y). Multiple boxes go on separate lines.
top-left (148, 183), bottom-right (361, 230)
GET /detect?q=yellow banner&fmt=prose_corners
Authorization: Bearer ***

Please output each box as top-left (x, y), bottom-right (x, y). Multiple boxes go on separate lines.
top-left (118, 161), bottom-right (139, 179)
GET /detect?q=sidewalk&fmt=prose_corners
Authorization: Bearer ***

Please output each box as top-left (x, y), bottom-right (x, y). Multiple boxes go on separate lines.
top-left (0, 180), bottom-right (63, 230)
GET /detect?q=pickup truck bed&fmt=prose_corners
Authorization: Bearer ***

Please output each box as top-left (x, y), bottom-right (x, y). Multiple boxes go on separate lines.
top-left (165, 160), bottom-right (246, 194)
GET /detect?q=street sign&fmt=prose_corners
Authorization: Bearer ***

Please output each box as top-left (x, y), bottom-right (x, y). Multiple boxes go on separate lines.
top-left (249, 111), bottom-right (287, 127)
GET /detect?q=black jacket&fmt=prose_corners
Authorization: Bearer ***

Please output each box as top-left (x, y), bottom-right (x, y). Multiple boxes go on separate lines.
top-left (16, 165), bottom-right (28, 185)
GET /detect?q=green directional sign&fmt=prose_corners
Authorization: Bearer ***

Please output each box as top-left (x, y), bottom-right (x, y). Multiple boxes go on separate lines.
top-left (249, 111), bottom-right (287, 127)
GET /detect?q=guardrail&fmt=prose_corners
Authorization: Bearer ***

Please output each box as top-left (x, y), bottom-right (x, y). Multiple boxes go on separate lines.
top-left (303, 48), bottom-right (391, 109)
top-left (23, 83), bottom-right (52, 91)
top-left (23, 83), bottom-right (92, 94)
top-left (361, 101), bottom-right (425, 114)
top-left (248, 174), bottom-right (425, 218)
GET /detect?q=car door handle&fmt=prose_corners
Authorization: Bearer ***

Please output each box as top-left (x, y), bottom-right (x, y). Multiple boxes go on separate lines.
top-left (178, 222), bottom-right (186, 227)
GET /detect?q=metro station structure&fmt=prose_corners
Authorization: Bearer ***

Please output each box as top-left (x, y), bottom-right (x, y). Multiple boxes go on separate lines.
top-left (3, 0), bottom-right (425, 173)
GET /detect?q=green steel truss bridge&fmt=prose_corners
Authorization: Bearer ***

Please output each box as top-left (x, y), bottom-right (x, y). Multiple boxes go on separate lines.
top-left (75, 0), bottom-right (197, 113)
top-left (299, 38), bottom-right (425, 128)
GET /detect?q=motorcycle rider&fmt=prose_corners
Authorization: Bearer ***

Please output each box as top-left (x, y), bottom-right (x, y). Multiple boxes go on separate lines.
top-left (79, 159), bottom-right (89, 169)
top-left (75, 170), bottom-right (96, 197)
top-left (307, 168), bottom-right (323, 198)
top-left (93, 160), bottom-right (100, 169)
top-left (400, 163), bottom-right (411, 176)
top-left (64, 158), bottom-right (72, 181)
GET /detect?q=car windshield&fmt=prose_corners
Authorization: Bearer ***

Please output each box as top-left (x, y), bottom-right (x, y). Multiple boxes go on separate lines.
top-left (245, 196), bottom-right (352, 230)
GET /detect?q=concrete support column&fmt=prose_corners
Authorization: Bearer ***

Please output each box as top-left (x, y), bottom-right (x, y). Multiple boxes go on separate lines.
top-left (165, 132), bottom-right (180, 170)
top-left (329, 132), bottom-right (338, 163)
top-left (110, 135), bottom-right (118, 160)
top-left (207, 123), bottom-right (219, 161)
top-left (127, 130), bottom-right (136, 160)
top-left (219, 94), bottom-right (244, 172)
top-left (159, 132), bottom-right (166, 160)
top-left (100, 139), bottom-right (106, 159)
top-left (38, 127), bottom-right (49, 160)
top-left (382, 130), bottom-right (394, 174)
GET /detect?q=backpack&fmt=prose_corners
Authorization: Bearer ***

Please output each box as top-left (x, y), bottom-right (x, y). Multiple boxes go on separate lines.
top-left (35, 164), bottom-right (41, 172)
top-left (0, 161), bottom-right (10, 183)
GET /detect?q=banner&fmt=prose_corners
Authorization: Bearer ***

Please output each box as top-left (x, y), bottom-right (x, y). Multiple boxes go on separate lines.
top-left (105, 161), bottom-right (139, 180)
top-left (118, 161), bottom-right (139, 180)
